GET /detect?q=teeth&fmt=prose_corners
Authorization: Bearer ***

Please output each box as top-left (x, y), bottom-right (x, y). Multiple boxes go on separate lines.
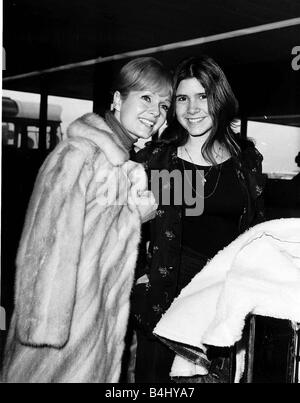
top-left (187, 117), bottom-right (204, 123)
top-left (140, 118), bottom-right (154, 127)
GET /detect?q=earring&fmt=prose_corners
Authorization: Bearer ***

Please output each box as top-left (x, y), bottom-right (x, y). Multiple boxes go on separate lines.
top-left (114, 103), bottom-right (121, 112)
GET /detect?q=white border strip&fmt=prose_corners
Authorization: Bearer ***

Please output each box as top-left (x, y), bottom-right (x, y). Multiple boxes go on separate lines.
top-left (4, 17), bottom-right (300, 82)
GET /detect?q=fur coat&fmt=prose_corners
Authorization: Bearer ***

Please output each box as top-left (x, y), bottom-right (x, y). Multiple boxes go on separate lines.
top-left (1, 113), bottom-right (151, 383)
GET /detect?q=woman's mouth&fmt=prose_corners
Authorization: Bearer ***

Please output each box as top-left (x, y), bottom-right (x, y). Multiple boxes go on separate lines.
top-left (186, 117), bottom-right (205, 124)
top-left (139, 118), bottom-right (155, 128)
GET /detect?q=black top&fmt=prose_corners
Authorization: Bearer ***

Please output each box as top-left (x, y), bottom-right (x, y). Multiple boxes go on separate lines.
top-left (132, 140), bottom-right (265, 333)
top-left (177, 157), bottom-right (245, 258)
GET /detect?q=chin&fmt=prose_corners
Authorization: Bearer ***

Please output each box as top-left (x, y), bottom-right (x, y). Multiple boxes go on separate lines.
top-left (138, 130), bottom-right (153, 139)
top-left (189, 132), bottom-right (207, 137)
top-left (189, 127), bottom-right (212, 137)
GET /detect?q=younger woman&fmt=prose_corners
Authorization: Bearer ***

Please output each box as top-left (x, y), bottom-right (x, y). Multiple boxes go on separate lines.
top-left (132, 55), bottom-right (265, 383)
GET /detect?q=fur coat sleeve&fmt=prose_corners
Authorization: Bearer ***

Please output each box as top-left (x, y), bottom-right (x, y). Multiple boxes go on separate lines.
top-left (15, 141), bottom-right (93, 347)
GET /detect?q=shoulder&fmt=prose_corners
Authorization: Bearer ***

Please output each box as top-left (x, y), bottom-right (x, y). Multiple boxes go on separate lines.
top-left (37, 139), bottom-right (96, 187)
top-left (135, 141), bottom-right (164, 161)
top-left (67, 113), bottom-right (128, 166)
top-left (50, 135), bottom-right (104, 167)
top-left (135, 141), bottom-right (176, 170)
top-left (236, 135), bottom-right (263, 172)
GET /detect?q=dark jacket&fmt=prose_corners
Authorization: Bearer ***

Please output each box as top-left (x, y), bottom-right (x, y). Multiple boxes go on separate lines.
top-left (132, 139), bottom-right (266, 335)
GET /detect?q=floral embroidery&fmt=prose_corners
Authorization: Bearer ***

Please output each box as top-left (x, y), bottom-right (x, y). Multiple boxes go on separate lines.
top-left (156, 209), bottom-right (165, 218)
top-left (158, 266), bottom-right (174, 277)
top-left (255, 149), bottom-right (262, 158)
top-left (152, 148), bottom-right (160, 155)
top-left (152, 304), bottom-right (164, 314)
top-left (158, 266), bottom-right (168, 277)
top-left (237, 170), bottom-right (245, 180)
top-left (165, 230), bottom-right (175, 240)
top-left (164, 291), bottom-right (170, 304)
top-left (255, 185), bottom-right (263, 195)
top-left (135, 314), bottom-right (142, 323)
top-left (171, 151), bottom-right (178, 162)
top-left (153, 245), bottom-right (159, 253)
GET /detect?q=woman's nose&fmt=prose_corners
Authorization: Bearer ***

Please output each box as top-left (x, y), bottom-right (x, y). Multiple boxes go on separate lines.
top-left (187, 100), bottom-right (200, 114)
top-left (149, 102), bottom-right (160, 117)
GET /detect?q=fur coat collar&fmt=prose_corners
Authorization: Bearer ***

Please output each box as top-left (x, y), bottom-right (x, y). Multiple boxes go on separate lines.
top-left (67, 112), bottom-right (129, 166)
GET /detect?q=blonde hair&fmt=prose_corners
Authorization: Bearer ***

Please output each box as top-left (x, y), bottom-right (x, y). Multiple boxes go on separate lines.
top-left (112, 57), bottom-right (172, 99)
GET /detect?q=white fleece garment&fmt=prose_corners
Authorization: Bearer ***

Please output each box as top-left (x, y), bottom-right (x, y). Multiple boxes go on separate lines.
top-left (154, 218), bottom-right (300, 381)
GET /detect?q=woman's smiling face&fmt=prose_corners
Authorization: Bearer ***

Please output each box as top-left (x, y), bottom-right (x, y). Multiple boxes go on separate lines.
top-left (114, 89), bottom-right (171, 140)
top-left (175, 77), bottom-right (213, 139)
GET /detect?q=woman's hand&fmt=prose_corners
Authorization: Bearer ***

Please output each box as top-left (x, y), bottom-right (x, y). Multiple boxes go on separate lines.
top-left (125, 161), bottom-right (158, 222)
top-left (135, 190), bottom-right (158, 223)
top-left (136, 273), bottom-right (150, 285)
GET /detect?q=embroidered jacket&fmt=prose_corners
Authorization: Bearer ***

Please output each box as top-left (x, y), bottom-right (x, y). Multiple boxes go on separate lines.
top-left (132, 139), bottom-right (266, 335)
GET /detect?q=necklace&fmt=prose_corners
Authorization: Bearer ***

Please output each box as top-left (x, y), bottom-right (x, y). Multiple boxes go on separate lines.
top-left (184, 147), bottom-right (213, 183)
top-left (181, 146), bottom-right (222, 199)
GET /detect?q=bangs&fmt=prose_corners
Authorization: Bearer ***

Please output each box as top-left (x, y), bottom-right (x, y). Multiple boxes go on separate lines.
top-left (132, 66), bottom-right (173, 97)
top-left (114, 57), bottom-right (173, 99)
top-left (134, 74), bottom-right (172, 97)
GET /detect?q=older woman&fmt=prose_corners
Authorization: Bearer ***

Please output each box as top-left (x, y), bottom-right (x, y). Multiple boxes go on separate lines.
top-left (132, 55), bottom-right (266, 383)
top-left (1, 57), bottom-right (172, 383)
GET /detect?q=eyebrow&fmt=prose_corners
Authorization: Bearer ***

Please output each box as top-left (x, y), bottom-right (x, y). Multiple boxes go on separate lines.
top-left (176, 92), bottom-right (206, 97)
top-left (176, 91), bottom-right (206, 97)
top-left (146, 90), bottom-right (171, 102)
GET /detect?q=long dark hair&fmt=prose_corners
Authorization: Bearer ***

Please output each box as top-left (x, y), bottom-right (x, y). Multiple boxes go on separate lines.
top-left (160, 56), bottom-right (240, 164)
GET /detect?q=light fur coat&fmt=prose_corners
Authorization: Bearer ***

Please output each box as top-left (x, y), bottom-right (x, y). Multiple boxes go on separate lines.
top-left (1, 113), bottom-right (150, 383)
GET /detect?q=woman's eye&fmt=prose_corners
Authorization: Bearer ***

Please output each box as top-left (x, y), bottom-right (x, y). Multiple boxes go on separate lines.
top-left (199, 94), bottom-right (207, 100)
top-left (141, 95), bottom-right (151, 102)
top-left (161, 104), bottom-right (169, 112)
top-left (176, 96), bottom-right (187, 102)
